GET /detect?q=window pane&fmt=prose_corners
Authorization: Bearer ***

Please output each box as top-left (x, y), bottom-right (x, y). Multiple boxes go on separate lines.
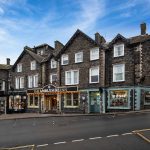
top-left (66, 94), bottom-right (71, 106)
top-left (73, 93), bottom-right (79, 106)
top-left (73, 71), bottom-right (78, 84)
top-left (34, 97), bottom-right (38, 106)
top-left (115, 73), bottom-right (123, 81)
top-left (66, 72), bottom-right (71, 84)
top-left (91, 76), bottom-right (98, 82)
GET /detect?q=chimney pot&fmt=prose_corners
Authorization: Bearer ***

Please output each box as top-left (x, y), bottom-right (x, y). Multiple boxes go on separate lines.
top-left (6, 58), bottom-right (10, 65)
top-left (140, 23), bottom-right (146, 35)
top-left (95, 32), bottom-right (106, 44)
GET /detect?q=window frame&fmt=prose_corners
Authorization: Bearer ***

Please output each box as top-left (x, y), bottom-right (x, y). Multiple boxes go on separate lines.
top-left (61, 54), bottom-right (69, 65)
top-left (51, 59), bottom-right (57, 69)
top-left (114, 44), bottom-right (124, 57)
top-left (30, 60), bottom-right (36, 70)
top-left (65, 70), bottom-right (79, 85)
top-left (113, 64), bottom-right (125, 82)
top-left (90, 47), bottom-right (99, 61)
top-left (17, 63), bottom-right (22, 72)
top-left (50, 74), bottom-right (57, 83)
top-left (75, 52), bottom-right (83, 63)
top-left (89, 67), bottom-right (99, 83)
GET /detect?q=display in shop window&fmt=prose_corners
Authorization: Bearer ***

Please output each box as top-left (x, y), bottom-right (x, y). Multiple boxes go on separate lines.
top-left (145, 91), bottom-right (150, 104)
top-left (109, 90), bottom-right (128, 108)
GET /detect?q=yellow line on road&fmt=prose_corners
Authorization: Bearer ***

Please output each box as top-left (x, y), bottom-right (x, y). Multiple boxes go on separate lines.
top-left (136, 132), bottom-right (150, 143)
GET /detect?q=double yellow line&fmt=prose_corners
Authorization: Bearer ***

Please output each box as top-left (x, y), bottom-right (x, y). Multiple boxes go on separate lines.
top-left (132, 128), bottom-right (150, 143)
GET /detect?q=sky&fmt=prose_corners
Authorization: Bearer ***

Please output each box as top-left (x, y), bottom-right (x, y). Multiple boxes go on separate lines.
top-left (0, 0), bottom-right (150, 65)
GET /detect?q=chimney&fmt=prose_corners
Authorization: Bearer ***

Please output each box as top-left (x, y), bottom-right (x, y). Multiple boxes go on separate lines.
top-left (140, 23), bottom-right (146, 35)
top-left (55, 41), bottom-right (64, 51)
top-left (95, 32), bottom-right (106, 44)
top-left (6, 58), bottom-right (10, 65)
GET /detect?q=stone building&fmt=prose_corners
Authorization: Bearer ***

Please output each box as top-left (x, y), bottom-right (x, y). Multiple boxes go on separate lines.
top-left (0, 58), bottom-right (11, 114)
top-left (9, 23), bottom-right (150, 114)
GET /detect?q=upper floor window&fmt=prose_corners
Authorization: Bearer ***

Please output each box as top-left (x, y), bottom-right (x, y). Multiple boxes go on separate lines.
top-left (113, 64), bottom-right (125, 82)
top-left (61, 54), bottom-right (68, 65)
top-left (37, 50), bottom-right (44, 55)
top-left (0, 81), bottom-right (5, 91)
top-left (90, 47), bottom-right (99, 60)
top-left (28, 74), bottom-right (38, 88)
top-left (75, 52), bottom-right (83, 63)
top-left (31, 61), bottom-right (36, 70)
top-left (15, 77), bottom-right (24, 89)
top-left (89, 67), bottom-right (99, 83)
top-left (114, 44), bottom-right (124, 57)
top-left (17, 64), bottom-right (22, 72)
top-left (65, 70), bottom-right (79, 85)
top-left (51, 59), bottom-right (57, 69)
top-left (50, 74), bottom-right (57, 83)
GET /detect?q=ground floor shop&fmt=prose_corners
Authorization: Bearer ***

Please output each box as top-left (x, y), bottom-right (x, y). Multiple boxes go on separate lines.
top-left (8, 91), bottom-right (27, 113)
top-left (106, 86), bottom-right (150, 112)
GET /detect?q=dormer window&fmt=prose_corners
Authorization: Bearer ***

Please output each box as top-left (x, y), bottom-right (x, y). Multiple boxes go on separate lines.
top-left (61, 54), bottom-right (69, 65)
top-left (37, 50), bottom-right (44, 55)
top-left (31, 61), bottom-right (36, 70)
top-left (114, 44), bottom-right (124, 57)
top-left (17, 64), bottom-right (22, 72)
top-left (51, 59), bottom-right (57, 69)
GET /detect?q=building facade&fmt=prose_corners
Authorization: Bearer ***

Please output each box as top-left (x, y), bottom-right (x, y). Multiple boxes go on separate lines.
top-left (0, 59), bottom-right (11, 114)
top-left (9, 23), bottom-right (150, 114)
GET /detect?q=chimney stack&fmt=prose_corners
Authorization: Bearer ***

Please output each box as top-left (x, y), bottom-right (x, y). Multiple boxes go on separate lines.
top-left (95, 32), bottom-right (106, 44)
top-left (55, 41), bottom-right (64, 51)
top-left (6, 58), bottom-right (10, 65)
top-left (140, 23), bottom-right (146, 35)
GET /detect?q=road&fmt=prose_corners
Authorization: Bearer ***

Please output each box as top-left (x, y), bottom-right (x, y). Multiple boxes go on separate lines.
top-left (0, 113), bottom-right (150, 150)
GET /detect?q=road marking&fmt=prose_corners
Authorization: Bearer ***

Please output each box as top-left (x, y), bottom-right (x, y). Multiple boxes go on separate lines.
top-left (72, 139), bottom-right (84, 142)
top-left (37, 144), bottom-right (48, 147)
top-left (54, 141), bottom-right (66, 145)
top-left (6, 145), bottom-right (35, 150)
top-left (107, 134), bottom-right (119, 138)
top-left (122, 132), bottom-right (132, 136)
top-left (133, 128), bottom-right (150, 132)
top-left (89, 137), bottom-right (102, 140)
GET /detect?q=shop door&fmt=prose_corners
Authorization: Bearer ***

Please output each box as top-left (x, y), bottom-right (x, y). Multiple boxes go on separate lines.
top-left (90, 91), bottom-right (100, 113)
top-left (50, 96), bottom-right (57, 110)
top-left (45, 97), bottom-right (51, 111)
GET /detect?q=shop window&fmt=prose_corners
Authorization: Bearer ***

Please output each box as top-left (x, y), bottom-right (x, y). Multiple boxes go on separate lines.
top-left (108, 90), bottom-right (129, 108)
top-left (64, 93), bottom-right (79, 107)
top-left (144, 91), bottom-right (150, 105)
top-left (28, 95), bottom-right (39, 107)
top-left (34, 97), bottom-right (38, 106)
top-left (30, 95), bottom-right (34, 106)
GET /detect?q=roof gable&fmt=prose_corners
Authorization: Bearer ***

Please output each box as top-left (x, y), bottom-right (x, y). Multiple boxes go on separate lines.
top-left (110, 34), bottom-right (128, 45)
top-left (56, 29), bottom-right (99, 57)
top-left (12, 47), bottom-right (44, 70)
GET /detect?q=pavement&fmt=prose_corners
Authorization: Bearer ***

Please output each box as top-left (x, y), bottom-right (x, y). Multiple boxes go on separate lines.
top-left (0, 109), bottom-right (150, 120)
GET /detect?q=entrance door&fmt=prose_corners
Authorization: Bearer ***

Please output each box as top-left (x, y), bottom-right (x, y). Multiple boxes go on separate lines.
top-left (45, 95), bottom-right (57, 112)
top-left (89, 91), bottom-right (101, 113)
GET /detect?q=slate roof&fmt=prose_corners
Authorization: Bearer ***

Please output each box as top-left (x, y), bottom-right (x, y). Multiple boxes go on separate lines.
top-left (129, 34), bottom-right (150, 44)
top-left (0, 64), bottom-right (11, 70)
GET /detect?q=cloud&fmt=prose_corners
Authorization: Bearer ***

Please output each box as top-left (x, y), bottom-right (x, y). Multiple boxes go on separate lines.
top-left (0, 7), bottom-right (4, 15)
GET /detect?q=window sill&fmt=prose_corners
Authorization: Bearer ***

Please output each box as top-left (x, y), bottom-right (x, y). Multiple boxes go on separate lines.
top-left (28, 106), bottom-right (39, 108)
top-left (64, 106), bottom-right (79, 108)
top-left (107, 106), bottom-right (130, 109)
top-left (113, 80), bottom-right (125, 82)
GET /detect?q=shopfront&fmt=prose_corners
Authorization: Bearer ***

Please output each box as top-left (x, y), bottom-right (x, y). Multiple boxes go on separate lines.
top-left (89, 91), bottom-right (101, 113)
top-left (8, 91), bottom-right (27, 113)
top-left (27, 89), bottom-right (41, 113)
top-left (107, 88), bottom-right (131, 110)
top-left (142, 88), bottom-right (150, 109)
